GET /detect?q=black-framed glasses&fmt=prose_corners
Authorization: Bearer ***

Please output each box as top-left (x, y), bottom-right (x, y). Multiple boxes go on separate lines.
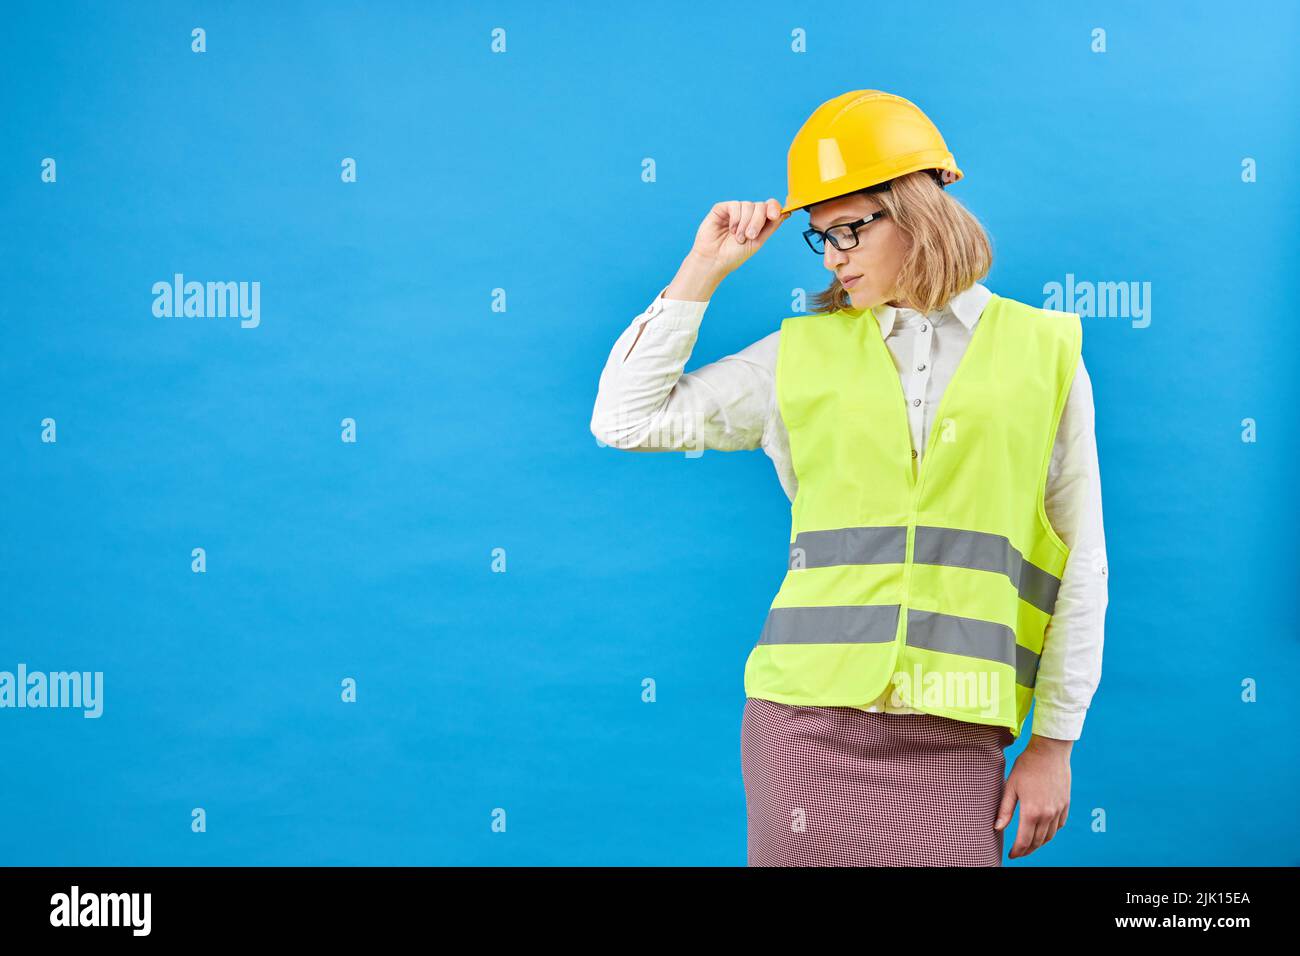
top-left (802, 210), bottom-right (889, 254)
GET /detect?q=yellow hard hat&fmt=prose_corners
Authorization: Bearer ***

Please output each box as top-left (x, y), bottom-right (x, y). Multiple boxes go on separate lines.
top-left (783, 90), bottom-right (963, 214)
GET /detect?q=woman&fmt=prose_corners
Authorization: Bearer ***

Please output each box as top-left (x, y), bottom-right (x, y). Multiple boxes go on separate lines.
top-left (590, 90), bottom-right (1107, 866)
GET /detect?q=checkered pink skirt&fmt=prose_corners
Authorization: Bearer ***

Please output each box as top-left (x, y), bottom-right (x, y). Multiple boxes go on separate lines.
top-left (741, 696), bottom-right (1014, 866)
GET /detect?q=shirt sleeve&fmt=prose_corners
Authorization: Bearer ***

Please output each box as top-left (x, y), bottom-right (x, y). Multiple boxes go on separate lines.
top-left (1033, 355), bottom-right (1109, 741)
top-left (590, 285), bottom-right (776, 453)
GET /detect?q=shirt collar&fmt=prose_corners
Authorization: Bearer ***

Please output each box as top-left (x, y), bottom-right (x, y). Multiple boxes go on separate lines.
top-left (867, 281), bottom-right (992, 337)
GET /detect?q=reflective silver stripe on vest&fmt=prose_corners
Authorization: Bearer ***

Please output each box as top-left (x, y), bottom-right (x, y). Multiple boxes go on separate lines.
top-left (758, 604), bottom-right (899, 645)
top-left (790, 526), bottom-right (907, 569)
top-left (912, 526), bottom-right (1061, 615)
top-left (906, 609), bottom-right (1040, 689)
top-left (787, 525), bottom-right (1062, 615)
top-left (755, 606), bottom-right (1041, 689)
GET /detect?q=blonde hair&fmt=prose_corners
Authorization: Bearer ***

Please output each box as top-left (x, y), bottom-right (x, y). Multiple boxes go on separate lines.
top-left (808, 170), bottom-right (993, 316)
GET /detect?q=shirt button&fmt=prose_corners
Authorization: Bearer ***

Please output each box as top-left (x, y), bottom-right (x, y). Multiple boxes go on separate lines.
top-left (912, 398), bottom-right (921, 406)
top-left (917, 363), bottom-right (926, 371)
top-left (920, 323), bottom-right (928, 332)
top-left (911, 449), bottom-right (917, 459)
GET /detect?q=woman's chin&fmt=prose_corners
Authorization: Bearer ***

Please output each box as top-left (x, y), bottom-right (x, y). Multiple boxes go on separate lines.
top-left (847, 288), bottom-right (878, 309)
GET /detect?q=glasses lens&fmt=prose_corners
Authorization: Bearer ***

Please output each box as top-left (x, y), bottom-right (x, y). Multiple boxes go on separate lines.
top-left (826, 225), bottom-right (856, 250)
top-left (805, 231), bottom-right (825, 254)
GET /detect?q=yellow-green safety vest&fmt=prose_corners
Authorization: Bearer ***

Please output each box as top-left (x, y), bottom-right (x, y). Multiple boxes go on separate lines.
top-left (742, 292), bottom-right (1082, 740)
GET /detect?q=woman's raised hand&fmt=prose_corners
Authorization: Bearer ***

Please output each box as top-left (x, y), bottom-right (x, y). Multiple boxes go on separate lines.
top-left (690, 198), bottom-right (791, 275)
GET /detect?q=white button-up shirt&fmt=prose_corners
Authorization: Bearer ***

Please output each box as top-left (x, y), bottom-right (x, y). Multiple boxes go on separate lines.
top-left (591, 281), bottom-right (1108, 740)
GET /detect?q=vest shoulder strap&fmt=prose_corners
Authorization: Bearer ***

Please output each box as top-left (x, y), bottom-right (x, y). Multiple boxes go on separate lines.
top-left (986, 295), bottom-right (1083, 361)
top-left (779, 297), bottom-right (1082, 364)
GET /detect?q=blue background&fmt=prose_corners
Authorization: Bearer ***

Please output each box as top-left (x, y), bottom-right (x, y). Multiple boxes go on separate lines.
top-left (2, 0), bottom-right (1297, 865)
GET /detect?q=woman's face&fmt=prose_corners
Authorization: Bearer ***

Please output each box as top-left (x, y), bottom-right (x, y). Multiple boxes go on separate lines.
top-left (807, 192), bottom-right (910, 310)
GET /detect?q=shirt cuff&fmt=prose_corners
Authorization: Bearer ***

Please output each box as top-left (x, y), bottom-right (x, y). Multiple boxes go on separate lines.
top-left (1030, 702), bottom-right (1086, 741)
top-left (640, 285), bottom-right (708, 332)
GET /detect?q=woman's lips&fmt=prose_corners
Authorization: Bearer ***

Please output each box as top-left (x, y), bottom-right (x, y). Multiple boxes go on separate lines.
top-left (841, 274), bottom-right (862, 289)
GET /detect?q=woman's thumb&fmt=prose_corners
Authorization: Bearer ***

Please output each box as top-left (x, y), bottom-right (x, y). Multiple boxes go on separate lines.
top-left (993, 782), bottom-right (1017, 830)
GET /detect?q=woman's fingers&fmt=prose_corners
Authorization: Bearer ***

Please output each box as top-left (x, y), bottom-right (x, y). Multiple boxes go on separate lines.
top-left (741, 199), bottom-right (775, 243)
top-left (724, 200), bottom-right (742, 239)
top-left (734, 201), bottom-right (755, 242)
top-left (746, 202), bottom-right (765, 241)
top-left (711, 198), bottom-right (788, 254)
top-left (748, 198), bottom-right (786, 244)
top-left (757, 198), bottom-right (786, 240)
